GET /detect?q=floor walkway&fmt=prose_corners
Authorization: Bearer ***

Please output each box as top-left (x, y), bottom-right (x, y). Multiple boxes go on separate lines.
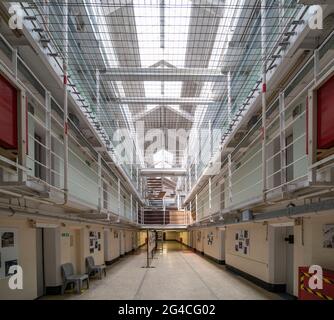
top-left (44, 241), bottom-right (281, 300)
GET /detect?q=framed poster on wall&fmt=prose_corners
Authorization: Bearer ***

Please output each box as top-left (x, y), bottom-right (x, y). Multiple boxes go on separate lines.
top-left (0, 228), bottom-right (18, 278)
top-left (89, 231), bottom-right (101, 254)
top-left (234, 230), bottom-right (250, 255)
top-left (323, 224), bottom-right (334, 248)
top-left (207, 232), bottom-right (214, 245)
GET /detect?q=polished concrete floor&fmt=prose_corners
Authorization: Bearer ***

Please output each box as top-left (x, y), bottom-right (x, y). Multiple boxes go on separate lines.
top-left (44, 241), bottom-right (281, 300)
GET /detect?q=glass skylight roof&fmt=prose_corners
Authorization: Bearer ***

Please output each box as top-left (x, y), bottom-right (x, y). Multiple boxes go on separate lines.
top-left (134, 0), bottom-right (191, 68)
top-left (23, 0), bottom-right (304, 174)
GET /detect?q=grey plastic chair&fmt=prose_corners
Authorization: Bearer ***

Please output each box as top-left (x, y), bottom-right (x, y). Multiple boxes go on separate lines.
top-left (61, 263), bottom-right (89, 294)
top-left (86, 256), bottom-right (106, 279)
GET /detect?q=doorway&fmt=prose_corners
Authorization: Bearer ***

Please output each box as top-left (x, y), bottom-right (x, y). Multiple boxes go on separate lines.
top-left (119, 230), bottom-right (124, 256)
top-left (271, 224), bottom-right (295, 296)
top-left (36, 228), bottom-right (45, 298)
top-left (285, 226), bottom-right (294, 295)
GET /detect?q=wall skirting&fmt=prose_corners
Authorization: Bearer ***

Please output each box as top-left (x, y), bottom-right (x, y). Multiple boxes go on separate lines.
top-left (105, 256), bottom-right (120, 265)
top-left (44, 286), bottom-right (62, 296)
top-left (226, 264), bottom-right (286, 293)
top-left (204, 253), bottom-right (225, 265)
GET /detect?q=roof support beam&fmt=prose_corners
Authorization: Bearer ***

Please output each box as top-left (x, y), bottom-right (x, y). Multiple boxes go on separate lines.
top-left (141, 168), bottom-right (187, 176)
top-left (112, 97), bottom-right (217, 106)
top-left (133, 105), bottom-right (194, 122)
top-left (101, 67), bottom-right (225, 82)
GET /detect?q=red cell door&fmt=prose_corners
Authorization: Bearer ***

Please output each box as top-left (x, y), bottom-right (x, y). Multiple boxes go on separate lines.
top-left (0, 74), bottom-right (17, 149)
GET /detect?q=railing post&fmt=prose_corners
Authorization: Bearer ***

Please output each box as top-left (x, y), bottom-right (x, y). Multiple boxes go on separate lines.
top-left (12, 49), bottom-right (17, 79)
top-left (118, 177), bottom-right (121, 216)
top-left (63, 0), bottom-right (69, 202)
top-left (190, 201), bottom-right (192, 223)
top-left (308, 89), bottom-right (317, 183)
top-left (136, 167), bottom-right (139, 189)
top-left (141, 207), bottom-right (144, 225)
top-left (45, 91), bottom-right (52, 187)
top-left (18, 90), bottom-right (27, 183)
top-left (96, 68), bottom-right (100, 122)
top-left (98, 153), bottom-right (102, 211)
top-left (308, 49), bottom-right (320, 184)
top-left (195, 193), bottom-right (198, 222)
top-left (228, 154), bottom-right (232, 205)
top-left (261, 0), bottom-right (268, 201)
top-left (130, 193), bottom-right (133, 221)
top-left (279, 92), bottom-right (287, 194)
top-left (163, 198), bottom-right (165, 225)
top-left (209, 177), bottom-right (212, 210)
top-left (314, 48), bottom-right (320, 85)
top-left (227, 71), bottom-right (232, 124)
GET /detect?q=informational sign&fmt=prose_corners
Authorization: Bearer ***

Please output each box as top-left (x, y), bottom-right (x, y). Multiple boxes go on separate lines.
top-left (207, 232), bottom-right (214, 245)
top-left (0, 228), bottom-right (18, 278)
top-left (89, 231), bottom-right (102, 254)
top-left (323, 224), bottom-right (334, 248)
top-left (235, 230), bottom-right (250, 255)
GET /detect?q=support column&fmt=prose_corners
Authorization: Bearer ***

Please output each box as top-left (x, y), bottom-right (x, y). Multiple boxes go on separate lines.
top-left (163, 198), bottom-right (166, 225)
top-left (228, 154), bottom-right (232, 205)
top-left (310, 47), bottom-right (320, 178)
top-left (96, 69), bottom-right (100, 121)
top-left (45, 91), bottom-right (52, 186)
top-left (195, 193), bottom-right (198, 222)
top-left (18, 90), bottom-right (27, 183)
top-left (63, 0), bottom-right (69, 202)
top-left (12, 49), bottom-right (17, 79)
top-left (136, 201), bottom-right (139, 224)
top-left (195, 156), bottom-right (198, 182)
top-left (314, 48), bottom-right (320, 85)
top-left (141, 206), bottom-right (144, 224)
top-left (130, 194), bottom-right (133, 221)
top-left (209, 120), bottom-right (212, 158)
top-left (209, 177), bottom-right (212, 210)
top-left (227, 71), bottom-right (232, 124)
top-left (136, 167), bottom-right (139, 189)
top-left (98, 153), bottom-right (102, 211)
top-left (261, 0), bottom-right (267, 200)
top-left (118, 177), bottom-right (121, 216)
top-left (308, 89), bottom-right (317, 183)
top-left (279, 92), bottom-right (287, 193)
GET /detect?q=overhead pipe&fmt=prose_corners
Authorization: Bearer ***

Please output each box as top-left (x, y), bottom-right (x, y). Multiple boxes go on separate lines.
top-left (0, 189), bottom-right (55, 206)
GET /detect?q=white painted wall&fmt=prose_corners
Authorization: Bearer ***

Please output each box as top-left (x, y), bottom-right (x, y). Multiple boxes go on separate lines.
top-left (0, 216), bottom-right (37, 300)
top-left (202, 227), bottom-right (225, 261)
top-left (293, 211), bottom-right (334, 296)
top-left (226, 223), bottom-right (270, 282)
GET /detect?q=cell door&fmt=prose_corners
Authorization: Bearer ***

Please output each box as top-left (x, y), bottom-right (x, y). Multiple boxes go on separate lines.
top-left (285, 226), bottom-right (294, 295)
top-left (36, 228), bottom-right (45, 297)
